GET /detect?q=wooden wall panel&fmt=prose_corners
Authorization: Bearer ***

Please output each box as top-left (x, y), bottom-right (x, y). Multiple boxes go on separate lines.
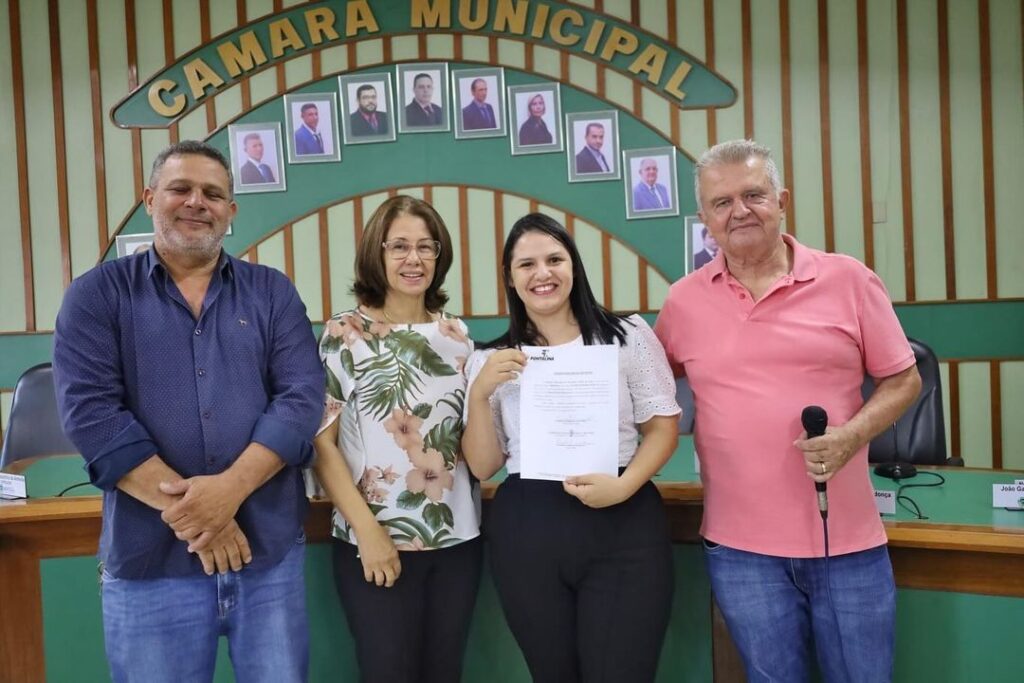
top-left (749, 0), bottom-right (784, 191)
top-left (0, 0), bottom-right (29, 332)
top-left (990, 0), bottom-right (1024, 298)
top-left (866, 0), bottom-right (906, 300)
top-left (826, 0), bottom-right (864, 264)
top-left (947, 0), bottom-right (987, 300)
top-left (788, 0), bottom-right (826, 250)
top-left (58, 0), bottom-right (102, 281)
top-left (1000, 362), bottom-right (1024, 470)
top-left (22, 0), bottom-right (64, 329)
top-left (0, 0), bottom-right (1023, 466)
top-left (238, 187), bottom-right (673, 322)
top-left (906, 0), bottom-right (946, 302)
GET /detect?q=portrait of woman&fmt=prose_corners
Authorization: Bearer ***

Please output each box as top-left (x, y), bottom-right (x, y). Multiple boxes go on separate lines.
top-left (508, 83), bottom-right (562, 156)
top-left (518, 93), bottom-right (553, 146)
top-left (313, 195), bottom-right (482, 682)
top-left (461, 213), bottom-right (681, 682)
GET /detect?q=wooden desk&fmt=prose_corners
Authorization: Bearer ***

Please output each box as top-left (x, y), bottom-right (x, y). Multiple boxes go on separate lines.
top-left (2, 482), bottom-right (1023, 682)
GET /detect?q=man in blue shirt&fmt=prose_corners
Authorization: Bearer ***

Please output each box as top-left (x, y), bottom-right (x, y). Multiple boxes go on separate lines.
top-left (53, 140), bottom-right (324, 683)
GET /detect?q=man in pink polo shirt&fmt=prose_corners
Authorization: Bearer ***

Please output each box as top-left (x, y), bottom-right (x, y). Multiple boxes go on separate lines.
top-left (655, 140), bottom-right (921, 682)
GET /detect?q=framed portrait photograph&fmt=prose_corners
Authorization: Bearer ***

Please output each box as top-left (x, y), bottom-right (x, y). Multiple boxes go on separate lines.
top-left (623, 147), bottom-right (680, 220)
top-left (685, 215), bottom-right (719, 273)
top-left (283, 93), bottom-right (341, 164)
top-left (452, 67), bottom-right (506, 140)
top-left (338, 72), bottom-right (397, 145)
top-left (228, 122), bottom-right (286, 194)
top-left (508, 83), bottom-right (563, 155)
top-left (566, 111), bottom-right (620, 182)
top-left (396, 62), bottom-right (450, 134)
top-left (115, 232), bottom-right (154, 258)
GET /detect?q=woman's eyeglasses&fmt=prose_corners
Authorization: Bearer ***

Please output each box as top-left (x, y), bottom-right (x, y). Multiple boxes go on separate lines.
top-left (382, 239), bottom-right (441, 260)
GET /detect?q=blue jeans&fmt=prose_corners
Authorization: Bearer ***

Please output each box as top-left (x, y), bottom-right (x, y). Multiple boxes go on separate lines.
top-left (704, 541), bottom-right (895, 683)
top-left (101, 536), bottom-right (308, 683)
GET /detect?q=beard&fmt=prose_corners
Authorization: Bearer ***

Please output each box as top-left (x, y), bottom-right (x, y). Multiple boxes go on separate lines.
top-left (156, 220), bottom-right (225, 260)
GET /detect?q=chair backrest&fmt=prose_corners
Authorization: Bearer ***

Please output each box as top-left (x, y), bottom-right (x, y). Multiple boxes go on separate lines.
top-left (675, 376), bottom-right (695, 435)
top-left (0, 363), bottom-right (78, 473)
top-left (861, 338), bottom-right (948, 465)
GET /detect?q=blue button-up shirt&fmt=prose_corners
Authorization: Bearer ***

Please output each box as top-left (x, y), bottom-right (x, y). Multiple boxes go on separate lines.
top-left (53, 249), bottom-right (324, 579)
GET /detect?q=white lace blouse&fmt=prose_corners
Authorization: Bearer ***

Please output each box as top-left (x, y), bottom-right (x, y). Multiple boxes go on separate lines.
top-left (463, 315), bottom-right (680, 473)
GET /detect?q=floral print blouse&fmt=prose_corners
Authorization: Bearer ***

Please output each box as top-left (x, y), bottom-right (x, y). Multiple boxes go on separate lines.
top-left (318, 309), bottom-right (480, 551)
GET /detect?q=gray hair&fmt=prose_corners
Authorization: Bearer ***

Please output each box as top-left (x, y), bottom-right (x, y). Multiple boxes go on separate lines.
top-left (694, 139), bottom-right (782, 207)
top-left (149, 140), bottom-right (234, 196)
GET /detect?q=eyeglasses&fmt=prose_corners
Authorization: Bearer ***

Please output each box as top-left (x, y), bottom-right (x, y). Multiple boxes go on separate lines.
top-left (382, 239), bottom-right (441, 260)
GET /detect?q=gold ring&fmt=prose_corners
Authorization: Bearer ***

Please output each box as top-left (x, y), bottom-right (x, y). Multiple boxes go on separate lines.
top-left (820, 462), bottom-right (827, 475)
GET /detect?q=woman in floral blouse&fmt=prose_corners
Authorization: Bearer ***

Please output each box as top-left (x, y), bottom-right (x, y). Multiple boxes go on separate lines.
top-left (462, 213), bottom-right (680, 682)
top-left (313, 195), bottom-right (481, 683)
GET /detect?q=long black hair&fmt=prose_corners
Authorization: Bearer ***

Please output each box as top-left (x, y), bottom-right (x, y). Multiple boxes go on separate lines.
top-left (483, 213), bottom-right (632, 349)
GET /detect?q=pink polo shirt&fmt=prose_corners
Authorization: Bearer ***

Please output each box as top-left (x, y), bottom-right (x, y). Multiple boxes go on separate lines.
top-left (654, 234), bottom-right (914, 557)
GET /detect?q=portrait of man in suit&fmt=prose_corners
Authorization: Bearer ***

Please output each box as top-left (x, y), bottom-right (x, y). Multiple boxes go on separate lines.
top-left (624, 147), bottom-right (677, 219)
top-left (693, 226), bottom-right (720, 270)
top-left (575, 122), bottom-right (612, 174)
top-left (404, 72), bottom-right (444, 127)
top-left (293, 103), bottom-right (326, 155)
top-left (461, 78), bottom-right (497, 130)
top-left (238, 133), bottom-right (276, 185)
top-left (229, 123), bottom-right (286, 193)
top-left (632, 158), bottom-right (672, 211)
top-left (349, 84), bottom-right (389, 137)
top-left (284, 94), bottom-right (339, 163)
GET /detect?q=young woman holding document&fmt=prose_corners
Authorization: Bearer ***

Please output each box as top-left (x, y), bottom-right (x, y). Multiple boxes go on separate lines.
top-left (313, 195), bottom-right (482, 683)
top-left (462, 213), bottom-right (681, 682)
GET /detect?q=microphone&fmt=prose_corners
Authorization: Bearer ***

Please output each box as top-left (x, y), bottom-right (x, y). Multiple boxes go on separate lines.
top-left (801, 405), bottom-right (829, 519)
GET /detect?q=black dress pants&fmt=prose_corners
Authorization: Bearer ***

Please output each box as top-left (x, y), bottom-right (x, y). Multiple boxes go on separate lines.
top-left (331, 536), bottom-right (483, 683)
top-left (487, 476), bottom-right (674, 683)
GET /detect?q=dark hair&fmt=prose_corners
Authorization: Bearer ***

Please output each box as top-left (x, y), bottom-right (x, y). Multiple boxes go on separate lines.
top-left (356, 84), bottom-right (376, 99)
top-left (585, 122), bottom-right (604, 137)
top-left (300, 102), bottom-right (318, 114)
top-left (149, 140), bottom-right (233, 193)
top-left (351, 195), bottom-right (453, 311)
top-left (413, 73), bottom-right (432, 86)
top-left (483, 213), bottom-right (631, 349)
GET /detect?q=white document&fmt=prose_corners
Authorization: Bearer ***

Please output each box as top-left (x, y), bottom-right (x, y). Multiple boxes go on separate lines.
top-left (519, 344), bottom-right (619, 481)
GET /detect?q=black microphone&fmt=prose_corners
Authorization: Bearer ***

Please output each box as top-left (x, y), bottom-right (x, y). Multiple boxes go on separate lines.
top-left (801, 405), bottom-right (829, 519)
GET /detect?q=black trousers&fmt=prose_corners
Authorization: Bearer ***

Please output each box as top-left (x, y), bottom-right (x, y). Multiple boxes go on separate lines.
top-left (331, 536), bottom-right (483, 683)
top-left (487, 476), bottom-right (675, 683)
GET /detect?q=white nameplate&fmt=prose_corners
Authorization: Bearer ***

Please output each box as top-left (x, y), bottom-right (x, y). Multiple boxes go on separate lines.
top-left (0, 472), bottom-right (27, 500)
top-left (874, 489), bottom-right (896, 515)
top-left (992, 483), bottom-right (1024, 509)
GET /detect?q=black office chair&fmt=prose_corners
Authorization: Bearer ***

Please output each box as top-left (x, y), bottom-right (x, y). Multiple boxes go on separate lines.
top-left (861, 337), bottom-right (960, 466)
top-left (675, 376), bottom-right (695, 435)
top-left (0, 363), bottom-right (78, 474)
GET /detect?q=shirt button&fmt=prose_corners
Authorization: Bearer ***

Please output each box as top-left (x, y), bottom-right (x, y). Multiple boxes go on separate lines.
top-left (202, 411), bottom-right (211, 419)
top-left (198, 368), bottom-right (206, 377)
top-left (195, 328), bottom-right (202, 335)
top-left (739, 293), bottom-right (747, 299)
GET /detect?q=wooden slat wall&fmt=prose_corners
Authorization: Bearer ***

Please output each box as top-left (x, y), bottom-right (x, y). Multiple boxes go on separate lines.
top-left (244, 185), bottom-right (672, 321)
top-left (0, 0), bottom-right (1022, 466)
